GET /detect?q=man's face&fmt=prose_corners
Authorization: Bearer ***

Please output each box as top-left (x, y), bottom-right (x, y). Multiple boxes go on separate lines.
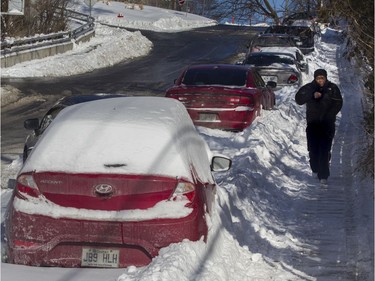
top-left (315, 75), bottom-right (326, 87)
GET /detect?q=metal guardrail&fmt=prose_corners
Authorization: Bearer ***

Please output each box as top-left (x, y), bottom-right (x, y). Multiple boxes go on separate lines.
top-left (0, 8), bottom-right (95, 56)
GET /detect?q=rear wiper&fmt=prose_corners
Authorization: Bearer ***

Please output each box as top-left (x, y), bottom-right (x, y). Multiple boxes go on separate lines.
top-left (104, 163), bottom-right (127, 168)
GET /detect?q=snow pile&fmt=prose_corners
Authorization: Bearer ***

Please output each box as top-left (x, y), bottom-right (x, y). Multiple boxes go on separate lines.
top-left (1, 25), bottom-right (153, 77)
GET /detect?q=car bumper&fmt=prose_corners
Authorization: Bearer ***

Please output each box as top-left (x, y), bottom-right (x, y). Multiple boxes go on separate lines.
top-left (5, 205), bottom-right (206, 267)
top-left (187, 107), bottom-right (258, 131)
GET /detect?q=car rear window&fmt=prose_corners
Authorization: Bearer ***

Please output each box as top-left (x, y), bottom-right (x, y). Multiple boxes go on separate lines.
top-left (265, 26), bottom-right (289, 33)
top-left (289, 27), bottom-right (312, 36)
top-left (253, 36), bottom-right (294, 47)
top-left (182, 68), bottom-right (247, 86)
top-left (245, 54), bottom-right (294, 66)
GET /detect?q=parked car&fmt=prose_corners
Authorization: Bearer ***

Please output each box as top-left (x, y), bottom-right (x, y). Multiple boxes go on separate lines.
top-left (5, 96), bottom-right (232, 268)
top-left (246, 33), bottom-right (296, 56)
top-left (255, 46), bottom-right (309, 74)
top-left (165, 64), bottom-right (276, 131)
top-left (242, 52), bottom-right (302, 88)
top-left (282, 11), bottom-right (317, 25)
top-left (263, 25), bottom-right (315, 54)
top-left (22, 93), bottom-right (125, 162)
top-left (282, 11), bottom-right (320, 34)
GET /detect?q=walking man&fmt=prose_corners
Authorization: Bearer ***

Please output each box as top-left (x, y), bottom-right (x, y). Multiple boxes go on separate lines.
top-left (295, 69), bottom-right (343, 185)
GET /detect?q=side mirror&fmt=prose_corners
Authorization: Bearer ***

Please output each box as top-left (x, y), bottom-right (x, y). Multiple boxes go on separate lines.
top-left (24, 118), bottom-right (40, 130)
top-left (267, 81), bottom-right (277, 88)
top-left (211, 155), bottom-right (232, 172)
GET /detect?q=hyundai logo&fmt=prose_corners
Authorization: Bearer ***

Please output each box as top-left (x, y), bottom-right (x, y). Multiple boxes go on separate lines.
top-left (94, 184), bottom-right (113, 195)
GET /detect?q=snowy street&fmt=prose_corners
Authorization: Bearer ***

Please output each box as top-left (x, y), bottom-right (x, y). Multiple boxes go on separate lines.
top-left (1, 2), bottom-right (374, 281)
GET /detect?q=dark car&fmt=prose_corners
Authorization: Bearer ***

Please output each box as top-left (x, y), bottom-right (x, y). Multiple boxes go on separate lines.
top-left (22, 93), bottom-right (125, 162)
top-left (5, 96), bottom-right (232, 267)
top-left (165, 64), bottom-right (276, 131)
top-left (242, 52), bottom-right (302, 88)
top-left (282, 11), bottom-right (320, 35)
top-left (246, 33), bottom-right (297, 57)
top-left (282, 11), bottom-right (317, 26)
top-left (263, 25), bottom-right (315, 54)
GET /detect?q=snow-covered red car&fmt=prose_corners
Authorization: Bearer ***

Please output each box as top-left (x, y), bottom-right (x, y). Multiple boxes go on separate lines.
top-left (5, 97), bottom-right (231, 268)
top-left (165, 64), bottom-right (276, 131)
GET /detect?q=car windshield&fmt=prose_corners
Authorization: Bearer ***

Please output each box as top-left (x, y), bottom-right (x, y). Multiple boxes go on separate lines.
top-left (245, 54), bottom-right (294, 66)
top-left (182, 68), bottom-right (247, 86)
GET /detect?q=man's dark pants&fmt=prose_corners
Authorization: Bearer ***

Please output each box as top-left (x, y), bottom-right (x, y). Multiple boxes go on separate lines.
top-left (306, 122), bottom-right (335, 180)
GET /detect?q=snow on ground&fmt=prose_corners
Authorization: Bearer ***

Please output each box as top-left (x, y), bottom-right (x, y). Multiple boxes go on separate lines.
top-left (1, 2), bottom-right (374, 281)
top-left (0, 0), bottom-right (216, 78)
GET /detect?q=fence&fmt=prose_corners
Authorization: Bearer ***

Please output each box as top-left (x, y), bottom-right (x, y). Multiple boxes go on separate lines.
top-left (1, 8), bottom-right (95, 68)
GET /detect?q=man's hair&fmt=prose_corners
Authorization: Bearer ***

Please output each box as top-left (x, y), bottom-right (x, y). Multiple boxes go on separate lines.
top-left (314, 69), bottom-right (327, 79)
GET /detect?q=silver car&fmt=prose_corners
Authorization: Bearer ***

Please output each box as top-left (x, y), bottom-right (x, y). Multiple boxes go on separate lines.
top-left (242, 52), bottom-right (302, 89)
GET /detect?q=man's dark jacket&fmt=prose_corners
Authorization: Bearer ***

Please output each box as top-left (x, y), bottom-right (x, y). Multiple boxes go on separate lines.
top-left (295, 80), bottom-right (343, 126)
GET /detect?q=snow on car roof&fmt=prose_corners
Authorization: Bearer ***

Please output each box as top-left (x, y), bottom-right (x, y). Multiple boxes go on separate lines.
top-left (257, 47), bottom-right (300, 59)
top-left (21, 97), bottom-right (213, 182)
top-left (291, 19), bottom-right (314, 27)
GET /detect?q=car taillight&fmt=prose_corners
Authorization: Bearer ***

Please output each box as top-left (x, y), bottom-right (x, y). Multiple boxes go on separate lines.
top-left (167, 93), bottom-right (187, 102)
top-left (170, 181), bottom-right (195, 204)
top-left (228, 96), bottom-right (253, 106)
top-left (287, 74), bottom-right (299, 84)
top-left (13, 240), bottom-right (42, 249)
top-left (16, 174), bottom-right (40, 198)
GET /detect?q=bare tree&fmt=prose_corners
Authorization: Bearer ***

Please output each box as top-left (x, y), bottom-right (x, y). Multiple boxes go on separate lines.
top-left (204, 0), bottom-right (322, 25)
top-left (286, 0), bottom-right (321, 14)
top-left (207, 0), bottom-right (280, 24)
top-left (1, 0), bottom-right (71, 38)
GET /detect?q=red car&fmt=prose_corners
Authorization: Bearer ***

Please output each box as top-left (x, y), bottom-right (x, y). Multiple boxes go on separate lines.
top-left (165, 64), bottom-right (276, 131)
top-left (5, 96), bottom-right (231, 268)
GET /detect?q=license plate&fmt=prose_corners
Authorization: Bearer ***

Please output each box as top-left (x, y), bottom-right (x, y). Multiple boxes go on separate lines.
top-left (262, 75), bottom-right (277, 83)
top-left (81, 248), bottom-right (119, 268)
top-left (199, 113), bottom-right (218, 121)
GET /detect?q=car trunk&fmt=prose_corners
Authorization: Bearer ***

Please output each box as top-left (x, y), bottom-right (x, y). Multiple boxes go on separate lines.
top-left (256, 67), bottom-right (299, 84)
top-left (28, 172), bottom-right (178, 211)
top-left (167, 87), bottom-right (255, 108)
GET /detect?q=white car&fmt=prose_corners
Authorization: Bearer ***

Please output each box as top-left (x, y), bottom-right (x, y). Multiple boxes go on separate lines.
top-left (254, 46), bottom-right (309, 74)
top-left (242, 52), bottom-right (302, 88)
